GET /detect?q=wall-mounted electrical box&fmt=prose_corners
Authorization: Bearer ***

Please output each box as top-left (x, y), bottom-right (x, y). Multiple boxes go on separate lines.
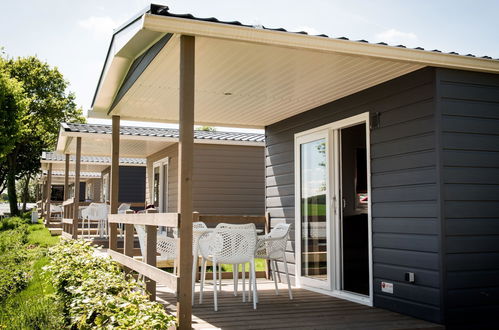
top-left (405, 272), bottom-right (415, 283)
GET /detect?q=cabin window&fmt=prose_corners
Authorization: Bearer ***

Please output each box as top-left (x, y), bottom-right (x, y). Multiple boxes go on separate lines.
top-left (152, 157), bottom-right (169, 212)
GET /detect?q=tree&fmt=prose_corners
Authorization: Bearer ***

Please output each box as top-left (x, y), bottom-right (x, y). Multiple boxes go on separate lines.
top-left (1, 54), bottom-right (85, 215)
top-left (195, 126), bottom-right (216, 131)
top-left (0, 58), bottom-right (28, 213)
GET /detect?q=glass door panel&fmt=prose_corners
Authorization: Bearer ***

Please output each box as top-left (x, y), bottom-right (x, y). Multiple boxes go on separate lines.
top-left (300, 138), bottom-right (328, 281)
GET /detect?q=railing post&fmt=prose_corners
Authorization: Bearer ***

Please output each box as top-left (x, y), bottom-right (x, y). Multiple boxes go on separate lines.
top-left (72, 138), bottom-right (81, 239)
top-left (46, 163), bottom-right (52, 226)
top-left (145, 208), bottom-right (157, 300)
top-left (123, 209), bottom-right (135, 274)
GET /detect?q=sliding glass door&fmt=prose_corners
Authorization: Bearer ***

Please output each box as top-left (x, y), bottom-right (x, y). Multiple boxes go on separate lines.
top-left (295, 113), bottom-right (372, 305)
top-left (296, 131), bottom-right (331, 290)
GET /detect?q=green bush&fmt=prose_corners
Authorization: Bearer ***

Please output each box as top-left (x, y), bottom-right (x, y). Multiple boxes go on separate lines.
top-left (0, 216), bottom-right (30, 231)
top-left (45, 240), bottom-right (176, 329)
top-left (0, 226), bottom-right (30, 302)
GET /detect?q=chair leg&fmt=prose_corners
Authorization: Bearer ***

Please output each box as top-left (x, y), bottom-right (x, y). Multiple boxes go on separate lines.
top-left (242, 263), bottom-right (246, 302)
top-left (233, 264), bottom-right (238, 296)
top-left (199, 258), bottom-right (207, 304)
top-left (248, 264), bottom-right (252, 302)
top-left (192, 255), bottom-right (198, 305)
top-left (213, 259), bottom-right (218, 312)
top-left (271, 259), bottom-right (279, 295)
top-left (251, 259), bottom-right (257, 309)
top-left (282, 253), bottom-right (293, 300)
top-left (173, 259), bottom-right (177, 277)
top-left (218, 264), bottom-right (222, 293)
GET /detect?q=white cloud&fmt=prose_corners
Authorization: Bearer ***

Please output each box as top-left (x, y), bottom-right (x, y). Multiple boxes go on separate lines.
top-left (78, 16), bottom-right (117, 39)
top-left (293, 25), bottom-right (320, 35)
top-left (375, 28), bottom-right (419, 46)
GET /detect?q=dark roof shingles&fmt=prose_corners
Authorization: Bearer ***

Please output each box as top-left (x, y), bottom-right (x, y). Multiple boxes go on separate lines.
top-left (149, 4), bottom-right (498, 61)
top-left (63, 123), bottom-right (265, 143)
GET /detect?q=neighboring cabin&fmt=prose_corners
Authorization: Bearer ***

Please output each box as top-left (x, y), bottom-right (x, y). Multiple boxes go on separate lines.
top-left (55, 123), bottom-right (266, 215)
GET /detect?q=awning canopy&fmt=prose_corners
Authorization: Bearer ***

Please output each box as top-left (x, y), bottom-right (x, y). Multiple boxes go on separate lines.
top-left (88, 5), bottom-right (499, 128)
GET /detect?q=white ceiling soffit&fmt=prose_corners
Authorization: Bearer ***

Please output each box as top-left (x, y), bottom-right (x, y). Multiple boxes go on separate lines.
top-left (62, 136), bottom-right (176, 158)
top-left (41, 162), bottom-right (110, 172)
top-left (90, 14), bottom-right (499, 127)
top-left (112, 34), bottom-right (423, 127)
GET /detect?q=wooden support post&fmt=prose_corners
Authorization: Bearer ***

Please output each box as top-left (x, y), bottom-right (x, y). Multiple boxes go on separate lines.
top-left (145, 224), bottom-right (157, 300)
top-left (109, 115), bottom-right (120, 251)
top-left (72, 137), bottom-right (81, 239)
top-left (46, 163), bottom-right (53, 226)
top-left (64, 153), bottom-right (70, 201)
top-left (177, 34), bottom-right (195, 330)
top-left (41, 180), bottom-right (45, 218)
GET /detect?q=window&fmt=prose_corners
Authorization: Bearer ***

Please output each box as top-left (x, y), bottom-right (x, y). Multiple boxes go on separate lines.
top-left (152, 157), bottom-right (169, 212)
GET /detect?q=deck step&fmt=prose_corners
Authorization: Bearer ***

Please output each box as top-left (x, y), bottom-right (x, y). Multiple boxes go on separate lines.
top-left (46, 223), bottom-right (63, 229)
top-left (48, 228), bottom-right (63, 236)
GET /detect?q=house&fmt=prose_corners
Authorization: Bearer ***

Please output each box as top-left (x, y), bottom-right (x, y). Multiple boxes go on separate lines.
top-left (86, 4), bottom-right (499, 329)
top-left (41, 152), bottom-right (104, 203)
top-left (55, 122), bottom-right (265, 215)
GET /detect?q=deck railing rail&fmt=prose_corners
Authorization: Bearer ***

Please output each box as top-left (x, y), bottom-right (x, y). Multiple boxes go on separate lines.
top-left (106, 211), bottom-right (271, 301)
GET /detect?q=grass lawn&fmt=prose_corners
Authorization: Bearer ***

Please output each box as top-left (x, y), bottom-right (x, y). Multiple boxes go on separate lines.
top-left (0, 221), bottom-right (63, 329)
top-left (222, 259), bottom-right (267, 272)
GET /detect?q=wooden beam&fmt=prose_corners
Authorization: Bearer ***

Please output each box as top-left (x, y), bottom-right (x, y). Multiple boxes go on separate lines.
top-left (72, 137), bottom-right (81, 239)
top-left (107, 250), bottom-right (178, 291)
top-left (109, 115), bottom-right (120, 250)
top-left (46, 163), bottom-right (53, 226)
top-left (64, 154), bottom-right (70, 201)
top-left (177, 34), bottom-right (195, 330)
top-left (108, 212), bottom-right (179, 226)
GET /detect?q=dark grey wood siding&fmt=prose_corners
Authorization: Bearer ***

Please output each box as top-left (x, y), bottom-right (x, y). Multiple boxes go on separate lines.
top-left (265, 67), bottom-right (442, 322)
top-left (437, 68), bottom-right (499, 327)
top-left (118, 166), bottom-right (146, 203)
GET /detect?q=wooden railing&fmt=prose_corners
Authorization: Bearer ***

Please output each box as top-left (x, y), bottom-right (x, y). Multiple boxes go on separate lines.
top-left (107, 212), bottom-right (271, 301)
top-left (61, 198), bottom-right (91, 239)
top-left (108, 210), bottom-right (179, 300)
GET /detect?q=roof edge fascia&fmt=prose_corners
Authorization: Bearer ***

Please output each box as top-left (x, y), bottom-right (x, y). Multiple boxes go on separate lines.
top-left (142, 14), bottom-right (499, 74)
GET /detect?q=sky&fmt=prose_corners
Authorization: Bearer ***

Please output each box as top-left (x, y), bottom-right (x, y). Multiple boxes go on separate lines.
top-left (1, 0), bottom-right (498, 129)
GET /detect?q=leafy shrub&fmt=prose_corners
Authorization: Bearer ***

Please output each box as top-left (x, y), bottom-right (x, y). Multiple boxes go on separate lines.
top-left (0, 216), bottom-right (30, 231)
top-left (45, 240), bottom-right (176, 329)
top-left (0, 226), bottom-right (30, 302)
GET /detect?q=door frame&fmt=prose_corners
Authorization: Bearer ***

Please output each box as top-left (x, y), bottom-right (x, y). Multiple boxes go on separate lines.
top-left (294, 112), bottom-right (373, 306)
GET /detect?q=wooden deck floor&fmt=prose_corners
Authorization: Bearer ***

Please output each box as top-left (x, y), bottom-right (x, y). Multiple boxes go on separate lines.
top-left (157, 280), bottom-right (443, 330)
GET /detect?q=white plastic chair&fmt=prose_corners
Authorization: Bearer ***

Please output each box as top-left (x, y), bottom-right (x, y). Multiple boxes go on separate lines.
top-left (254, 223), bottom-right (293, 299)
top-left (134, 224), bottom-right (178, 274)
top-left (198, 223), bottom-right (257, 311)
top-left (82, 203), bottom-right (109, 238)
top-left (49, 204), bottom-right (63, 219)
top-left (117, 203), bottom-right (131, 237)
